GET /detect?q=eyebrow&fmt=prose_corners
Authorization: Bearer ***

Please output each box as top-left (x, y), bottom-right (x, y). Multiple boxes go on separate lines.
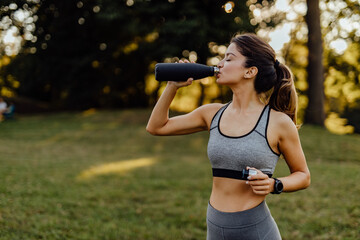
top-left (225, 52), bottom-right (236, 57)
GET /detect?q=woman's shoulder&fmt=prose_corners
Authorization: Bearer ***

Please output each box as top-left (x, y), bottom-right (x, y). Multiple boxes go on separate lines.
top-left (269, 108), bottom-right (298, 135)
top-left (197, 102), bottom-right (225, 116)
top-left (269, 108), bottom-right (292, 122)
top-left (200, 102), bottom-right (225, 110)
top-left (195, 103), bottom-right (226, 127)
top-left (192, 101), bottom-right (222, 110)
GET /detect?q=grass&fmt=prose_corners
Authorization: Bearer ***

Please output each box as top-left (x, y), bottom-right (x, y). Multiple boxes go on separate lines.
top-left (0, 109), bottom-right (359, 240)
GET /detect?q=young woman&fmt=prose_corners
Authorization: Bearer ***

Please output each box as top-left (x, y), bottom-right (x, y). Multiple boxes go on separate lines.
top-left (146, 33), bottom-right (310, 240)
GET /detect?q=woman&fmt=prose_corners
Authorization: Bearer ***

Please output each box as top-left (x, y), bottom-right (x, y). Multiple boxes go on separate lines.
top-left (146, 33), bottom-right (310, 240)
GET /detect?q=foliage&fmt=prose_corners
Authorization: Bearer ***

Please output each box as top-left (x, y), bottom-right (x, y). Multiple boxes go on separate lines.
top-left (0, 110), bottom-right (360, 239)
top-left (323, 42), bottom-right (360, 132)
top-left (265, 0), bottom-right (360, 132)
top-left (284, 38), bottom-right (360, 133)
top-left (1, 0), bottom-right (255, 110)
top-left (282, 38), bottom-right (308, 123)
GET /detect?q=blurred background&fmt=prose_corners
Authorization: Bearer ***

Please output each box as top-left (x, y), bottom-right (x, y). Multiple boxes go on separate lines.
top-left (1, 0), bottom-right (360, 133)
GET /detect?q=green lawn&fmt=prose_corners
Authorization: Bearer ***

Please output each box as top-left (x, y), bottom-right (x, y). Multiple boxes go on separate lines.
top-left (0, 109), bottom-right (359, 240)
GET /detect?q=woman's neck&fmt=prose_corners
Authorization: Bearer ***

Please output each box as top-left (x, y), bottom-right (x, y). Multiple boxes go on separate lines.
top-left (229, 83), bottom-right (263, 112)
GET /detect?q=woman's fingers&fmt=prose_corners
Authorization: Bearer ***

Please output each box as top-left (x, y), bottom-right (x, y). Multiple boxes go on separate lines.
top-left (245, 167), bottom-right (272, 195)
top-left (170, 59), bottom-right (194, 87)
top-left (178, 59), bottom-right (191, 63)
top-left (185, 78), bottom-right (193, 85)
top-left (252, 190), bottom-right (270, 196)
top-left (250, 184), bottom-right (270, 191)
top-left (247, 179), bottom-right (271, 186)
top-left (248, 182), bottom-right (271, 195)
top-left (168, 78), bottom-right (193, 88)
top-left (246, 167), bottom-right (268, 181)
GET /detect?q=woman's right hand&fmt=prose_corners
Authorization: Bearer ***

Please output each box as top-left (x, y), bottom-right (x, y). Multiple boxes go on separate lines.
top-left (167, 59), bottom-right (194, 89)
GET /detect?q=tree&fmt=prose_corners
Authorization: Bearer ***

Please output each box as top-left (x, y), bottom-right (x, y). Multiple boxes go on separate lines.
top-left (304, 0), bottom-right (325, 125)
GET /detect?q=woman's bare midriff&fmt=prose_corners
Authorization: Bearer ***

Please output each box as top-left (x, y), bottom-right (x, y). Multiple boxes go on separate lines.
top-left (209, 177), bottom-right (266, 212)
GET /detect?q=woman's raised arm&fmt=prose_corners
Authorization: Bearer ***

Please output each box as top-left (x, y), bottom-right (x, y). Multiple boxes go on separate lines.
top-left (146, 79), bottom-right (222, 136)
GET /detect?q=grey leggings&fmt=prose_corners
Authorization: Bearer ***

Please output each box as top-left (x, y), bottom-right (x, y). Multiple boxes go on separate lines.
top-left (206, 201), bottom-right (281, 240)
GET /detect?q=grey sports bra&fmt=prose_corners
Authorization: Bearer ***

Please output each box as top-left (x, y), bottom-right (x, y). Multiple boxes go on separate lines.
top-left (207, 102), bottom-right (280, 180)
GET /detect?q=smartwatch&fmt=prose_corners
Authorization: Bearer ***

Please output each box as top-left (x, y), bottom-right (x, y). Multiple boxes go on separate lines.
top-left (271, 178), bottom-right (283, 194)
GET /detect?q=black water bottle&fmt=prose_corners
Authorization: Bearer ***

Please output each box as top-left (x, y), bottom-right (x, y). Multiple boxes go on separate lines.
top-left (155, 63), bottom-right (219, 82)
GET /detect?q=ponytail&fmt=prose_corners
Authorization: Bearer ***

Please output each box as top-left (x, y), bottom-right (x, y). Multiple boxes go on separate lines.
top-left (269, 62), bottom-right (298, 126)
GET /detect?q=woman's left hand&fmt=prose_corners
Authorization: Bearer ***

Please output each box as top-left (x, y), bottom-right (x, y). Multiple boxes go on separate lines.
top-left (246, 167), bottom-right (275, 195)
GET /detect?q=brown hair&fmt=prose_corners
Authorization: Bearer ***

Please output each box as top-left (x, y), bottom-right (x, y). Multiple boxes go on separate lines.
top-left (230, 33), bottom-right (298, 125)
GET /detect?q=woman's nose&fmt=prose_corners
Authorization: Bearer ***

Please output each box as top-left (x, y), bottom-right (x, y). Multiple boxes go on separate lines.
top-left (217, 59), bottom-right (224, 68)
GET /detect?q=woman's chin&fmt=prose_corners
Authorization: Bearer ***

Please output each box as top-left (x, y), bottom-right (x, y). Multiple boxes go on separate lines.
top-left (216, 78), bottom-right (225, 85)
top-left (216, 78), bottom-right (230, 86)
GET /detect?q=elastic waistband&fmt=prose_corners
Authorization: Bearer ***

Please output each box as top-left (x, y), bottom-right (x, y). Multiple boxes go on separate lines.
top-left (207, 201), bottom-right (271, 228)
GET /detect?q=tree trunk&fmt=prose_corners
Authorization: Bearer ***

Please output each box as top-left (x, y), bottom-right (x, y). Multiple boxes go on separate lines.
top-left (304, 0), bottom-right (325, 126)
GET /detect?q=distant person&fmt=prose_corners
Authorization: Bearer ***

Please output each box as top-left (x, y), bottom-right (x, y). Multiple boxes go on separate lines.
top-left (0, 97), bottom-right (7, 121)
top-left (0, 97), bottom-right (15, 121)
top-left (146, 33), bottom-right (310, 239)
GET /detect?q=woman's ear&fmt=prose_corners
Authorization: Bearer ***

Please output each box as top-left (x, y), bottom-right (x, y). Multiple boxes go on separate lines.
top-left (244, 66), bottom-right (258, 79)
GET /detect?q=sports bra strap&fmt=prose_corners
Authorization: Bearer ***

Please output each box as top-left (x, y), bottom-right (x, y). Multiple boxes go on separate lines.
top-left (254, 105), bottom-right (270, 138)
top-left (209, 102), bottom-right (230, 130)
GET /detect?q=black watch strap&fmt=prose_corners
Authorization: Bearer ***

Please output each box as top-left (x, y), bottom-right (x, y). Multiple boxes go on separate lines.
top-left (271, 178), bottom-right (283, 194)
